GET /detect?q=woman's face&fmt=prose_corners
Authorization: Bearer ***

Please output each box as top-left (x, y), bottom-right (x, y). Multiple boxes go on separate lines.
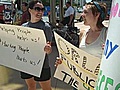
top-left (29, 2), bottom-right (44, 21)
top-left (82, 5), bottom-right (98, 26)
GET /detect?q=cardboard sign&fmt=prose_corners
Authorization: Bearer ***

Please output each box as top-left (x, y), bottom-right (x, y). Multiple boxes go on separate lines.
top-left (0, 24), bottom-right (46, 77)
top-left (54, 32), bottom-right (101, 90)
top-left (95, 0), bottom-right (120, 90)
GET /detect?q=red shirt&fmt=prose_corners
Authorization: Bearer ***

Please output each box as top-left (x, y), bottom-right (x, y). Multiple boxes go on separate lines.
top-left (21, 10), bottom-right (29, 25)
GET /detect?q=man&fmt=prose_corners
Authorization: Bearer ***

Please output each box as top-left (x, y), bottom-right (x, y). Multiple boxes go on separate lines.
top-left (60, 1), bottom-right (75, 27)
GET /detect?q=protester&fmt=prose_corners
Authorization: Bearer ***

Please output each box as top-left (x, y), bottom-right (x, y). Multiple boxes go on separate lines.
top-left (59, 1), bottom-right (75, 27)
top-left (20, 0), bottom-right (52, 90)
top-left (21, 2), bottom-right (30, 25)
top-left (55, 1), bottom-right (108, 90)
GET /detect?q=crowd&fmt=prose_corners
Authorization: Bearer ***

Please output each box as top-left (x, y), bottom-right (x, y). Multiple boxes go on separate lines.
top-left (0, 0), bottom-right (109, 90)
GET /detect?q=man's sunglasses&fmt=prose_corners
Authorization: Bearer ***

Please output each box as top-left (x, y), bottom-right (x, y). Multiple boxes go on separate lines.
top-left (33, 7), bottom-right (45, 12)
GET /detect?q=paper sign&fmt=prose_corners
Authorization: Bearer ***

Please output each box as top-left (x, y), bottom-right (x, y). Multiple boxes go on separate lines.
top-left (0, 24), bottom-right (46, 77)
top-left (54, 32), bottom-right (101, 90)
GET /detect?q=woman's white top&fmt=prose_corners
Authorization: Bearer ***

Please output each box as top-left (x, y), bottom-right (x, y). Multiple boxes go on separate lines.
top-left (79, 27), bottom-right (107, 58)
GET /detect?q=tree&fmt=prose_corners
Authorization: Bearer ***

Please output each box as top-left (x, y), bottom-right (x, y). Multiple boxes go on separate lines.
top-left (41, 0), bottom-right (50, 6)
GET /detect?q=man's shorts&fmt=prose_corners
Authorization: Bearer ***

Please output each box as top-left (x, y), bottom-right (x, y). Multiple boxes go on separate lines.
top-left (61, 16), bottom-right (70, 25)
top-left (61, 16), bottom-right (74, 26)
top-left (20, 67), bottom-right (51, 81)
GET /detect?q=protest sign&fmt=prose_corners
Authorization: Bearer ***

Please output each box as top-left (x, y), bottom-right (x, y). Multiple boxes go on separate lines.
top-left (0, 24), bottom-right (46, 77)
top-left (95, 0), bottom-right (120, 90)
top-left (54, 32), bottom-right (101, 90)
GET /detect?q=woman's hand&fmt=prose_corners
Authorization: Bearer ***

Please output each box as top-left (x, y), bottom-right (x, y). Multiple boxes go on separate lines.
top-left (44, 41), bottom-right (52, 54)
top-left (102, 44), bottom-right (105, 50)
top-left (55, 57), bottom-right (63, 67)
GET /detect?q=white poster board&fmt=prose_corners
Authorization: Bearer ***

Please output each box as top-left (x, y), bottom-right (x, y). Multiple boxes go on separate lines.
top-left (95, 0), bottom-right (120, 90)
top-left (0, 24), bottom-right (46, 77)
top-left (54, 32), bottom-right (101, 90)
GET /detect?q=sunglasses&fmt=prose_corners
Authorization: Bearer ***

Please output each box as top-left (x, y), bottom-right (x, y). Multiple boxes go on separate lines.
top-left (33, 7), bottom-right (45, 12)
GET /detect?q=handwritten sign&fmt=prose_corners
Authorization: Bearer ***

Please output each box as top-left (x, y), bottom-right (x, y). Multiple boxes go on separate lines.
top-left (0, 24), bottom-right (46, 77)
top-left (95, 0), bottom-right (120, 90)
top-left (54, 32), bottom-right (101, 90)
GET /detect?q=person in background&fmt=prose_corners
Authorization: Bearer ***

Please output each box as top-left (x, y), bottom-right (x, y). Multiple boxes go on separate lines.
top-left (59, 1), bottom-right (75, 27)
top-left (55, 1), bottom-right (108, 90)
top-left (21, 2), bottom-right (30, 25)
top-left (12, 7), bottom-right (22, 25)
top-left (21, 0), bottom-right (52, 90)
top-left (55, 4), bottom-right (60, 19)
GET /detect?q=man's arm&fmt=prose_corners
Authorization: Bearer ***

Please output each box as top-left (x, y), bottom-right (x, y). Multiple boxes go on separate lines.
top-left (68, 14), bottom-right (74, 25)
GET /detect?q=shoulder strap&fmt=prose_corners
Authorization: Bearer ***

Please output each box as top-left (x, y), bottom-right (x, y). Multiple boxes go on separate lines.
top-left (79, 30), bottom-right (86, 44)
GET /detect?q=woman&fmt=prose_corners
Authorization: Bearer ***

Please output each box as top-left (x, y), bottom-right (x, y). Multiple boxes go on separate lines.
top-left (55, 1), bottom-right (108, 90)
top-left (21, 1), bottom-right (52, 90)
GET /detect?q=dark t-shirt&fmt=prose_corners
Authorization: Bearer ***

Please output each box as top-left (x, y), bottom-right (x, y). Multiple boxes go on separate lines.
top-left (22, 20), bottom-right (52, 68)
